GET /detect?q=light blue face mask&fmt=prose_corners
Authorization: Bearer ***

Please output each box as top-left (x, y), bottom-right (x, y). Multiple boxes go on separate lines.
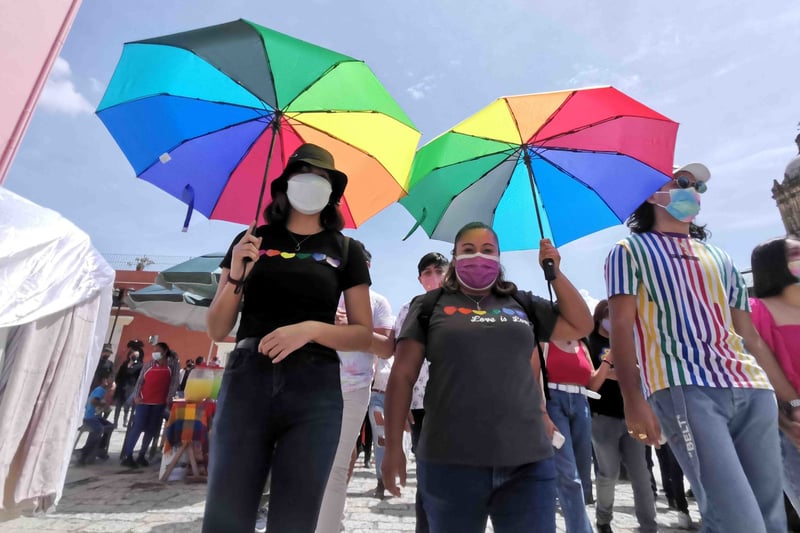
top-left (656, 188), bottom-right (701, 222)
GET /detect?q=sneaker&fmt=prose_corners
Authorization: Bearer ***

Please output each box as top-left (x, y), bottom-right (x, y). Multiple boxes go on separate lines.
top-left (596, 524), bottom-right (614, 533)
top-left (121, 457), bottom-right (138, 469)
top-left (678, 511), bottom-right (693, 529)
top-left (136, 456), bottom-right (149, 467)
top-left (254, 507), bottom-right (267, 533)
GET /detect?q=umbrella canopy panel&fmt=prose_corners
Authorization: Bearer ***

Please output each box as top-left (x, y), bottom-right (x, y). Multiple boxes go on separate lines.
top-left (97, 19), bottom-right (420, 228)
top-left (126, 285), bottom-right (213, 332)
top-left (401, 87), bottom-right (677, 250)
top-left (155, 253), bottom-right (225, 300)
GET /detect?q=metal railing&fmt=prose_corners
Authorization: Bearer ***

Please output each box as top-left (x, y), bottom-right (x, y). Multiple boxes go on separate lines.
top-left (102, 253), bottom-right (193, 272)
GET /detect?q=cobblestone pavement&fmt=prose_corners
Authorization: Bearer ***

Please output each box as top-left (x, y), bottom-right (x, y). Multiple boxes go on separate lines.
top-left (1, 431), bottom-right (699, 532)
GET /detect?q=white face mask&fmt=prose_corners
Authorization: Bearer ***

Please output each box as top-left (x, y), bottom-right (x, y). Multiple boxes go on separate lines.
top-left (286, 173), bottom-right (332, 215)
top-left (152, 352), bottom-right (162, 361)
top-left (600, 318), bottom-right (611, 333)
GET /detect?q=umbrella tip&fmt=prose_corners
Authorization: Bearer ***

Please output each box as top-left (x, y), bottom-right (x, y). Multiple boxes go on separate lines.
top-left (402, 207), bottom-right (427, 241)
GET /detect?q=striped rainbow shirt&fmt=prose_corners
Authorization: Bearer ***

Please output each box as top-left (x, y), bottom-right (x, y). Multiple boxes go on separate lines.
top-left (604, 231), bottom-right (772, 397)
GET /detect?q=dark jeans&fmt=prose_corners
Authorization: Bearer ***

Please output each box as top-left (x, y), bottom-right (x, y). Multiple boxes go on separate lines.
top-left (410, 409), bottom-right (429, 533)
top-left (417, 458), bottom-right (557, 533)
top-left (122, 403), bottom-right (164, 459)
top-left (81, 417), bottom-right (114, 460)
top-left (202, 342), bottom-right (343, 533)
top-left (655, 442), bottom-right (688, 513)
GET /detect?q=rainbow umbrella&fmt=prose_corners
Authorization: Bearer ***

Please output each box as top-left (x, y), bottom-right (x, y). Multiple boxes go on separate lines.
top-left (97, 19), bottom-right (420, 229)
top-left (401, 86), bottom-right (678, 252)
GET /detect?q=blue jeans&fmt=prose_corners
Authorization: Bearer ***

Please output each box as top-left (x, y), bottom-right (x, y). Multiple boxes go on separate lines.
top-left (591, 414), bottom-right (657, 532)
top-left (546, 389), bottom-right (593, 533)
top-left (417, 458), bottom-right (557, 533)
top-left (781, 432), bottom-right (800, 517)
top-left (650, 386), bottom-right (786, 533)
top-left (121, 403), bottom-right (164, 459)
top-left (368, 391), bottom-right (385, 480)
top-left (202, 342), bottom-right (342, 533)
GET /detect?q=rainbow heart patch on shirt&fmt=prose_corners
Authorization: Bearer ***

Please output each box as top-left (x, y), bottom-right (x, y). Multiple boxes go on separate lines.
top-left (259, 249), bottom-right (342, 268)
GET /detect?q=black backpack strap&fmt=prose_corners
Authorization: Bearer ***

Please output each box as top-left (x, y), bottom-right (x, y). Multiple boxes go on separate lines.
top-left (339, 235), bottom-right (350, 270)
top-left (416, 287), bottom-right (444, 343)
top-left (511, 291), bottom-right (550, 400)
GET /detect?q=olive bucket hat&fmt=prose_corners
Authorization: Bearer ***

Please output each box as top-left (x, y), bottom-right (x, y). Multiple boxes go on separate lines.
top-left (271, 143), bottom-right (348, 202)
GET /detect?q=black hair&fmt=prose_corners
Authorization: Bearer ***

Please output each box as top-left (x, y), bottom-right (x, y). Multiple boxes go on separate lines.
top-left (593, 299), bottom-right (609, 325)
top-left (195, 356), bottom-right (204, 365)
top-left (441, 221), bottom-right (517, 296)
top-left (627, 202), bottom-right (709, 241)
top-left (264, 162), bottom-right (344, 231)
top-left (127, 339), bottom-right (144, 350)
top-left (155, 341), bottom-right (177, 359)
top-left (751, 237), bottom-right (798, 298)
top-left (417, 252), bottom-right (449, 275)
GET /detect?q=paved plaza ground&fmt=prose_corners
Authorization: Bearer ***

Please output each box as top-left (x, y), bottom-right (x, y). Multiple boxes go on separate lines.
top-left (1, 430), bottom-right (700, 532)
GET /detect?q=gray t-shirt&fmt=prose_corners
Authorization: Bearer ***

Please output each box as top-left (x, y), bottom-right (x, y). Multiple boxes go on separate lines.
top-left (399, 290), bottom-right (558, 467)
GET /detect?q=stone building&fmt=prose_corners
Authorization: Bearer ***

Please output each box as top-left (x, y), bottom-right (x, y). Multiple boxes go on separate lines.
top-left (772, 133), bottom-right (800, 236)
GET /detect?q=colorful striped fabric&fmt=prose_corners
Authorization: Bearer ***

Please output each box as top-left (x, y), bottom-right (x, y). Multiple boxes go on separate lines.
top-left (163, 400), bottom-right (216, 453)
top-left (604, 231), bottom-right (772, 396)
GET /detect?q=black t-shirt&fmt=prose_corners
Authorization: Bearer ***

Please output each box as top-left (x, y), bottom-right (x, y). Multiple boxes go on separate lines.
top-left (221, 225), bottom-right (371, 360)
top-left (587, 330), bottom-right (624, 418)
top-left (399, 290), bottom-right (558, 467)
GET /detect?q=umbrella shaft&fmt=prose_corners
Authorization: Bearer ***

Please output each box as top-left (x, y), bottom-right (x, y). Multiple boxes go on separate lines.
top-left (522, 151), bottom-right (546, 238)
top-left (523, 151), bottom-right (556, 281)
top-left (253, 118), bottom-right (281, 228)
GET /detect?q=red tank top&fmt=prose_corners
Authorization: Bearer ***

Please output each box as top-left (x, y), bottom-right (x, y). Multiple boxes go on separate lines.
top-left (545, 342), bottom-right (592, 386)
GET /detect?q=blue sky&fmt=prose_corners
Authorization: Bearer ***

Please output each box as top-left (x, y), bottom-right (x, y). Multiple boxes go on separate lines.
top-left (6, 1), bottom-right (800, 313)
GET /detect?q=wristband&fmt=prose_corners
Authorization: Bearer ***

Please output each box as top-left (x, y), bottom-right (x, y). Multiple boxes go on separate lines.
top-left (227, 273), bottom-right (245, 294)
top-left (601, 359), bottom-right (614, 369)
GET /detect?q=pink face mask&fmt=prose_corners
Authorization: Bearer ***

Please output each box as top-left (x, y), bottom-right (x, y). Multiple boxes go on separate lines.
top-left (454, 252), bottom-right (500, 291)
top-left (788, 260), bottom-right (800, 280)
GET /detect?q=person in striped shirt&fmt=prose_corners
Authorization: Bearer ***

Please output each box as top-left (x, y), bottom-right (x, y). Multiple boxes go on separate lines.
top-left (604, 162), bottom-right (800, 532)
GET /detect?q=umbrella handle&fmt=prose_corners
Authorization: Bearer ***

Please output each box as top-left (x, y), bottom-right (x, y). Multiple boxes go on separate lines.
top-left (541, 258), bottom-right (556, 281)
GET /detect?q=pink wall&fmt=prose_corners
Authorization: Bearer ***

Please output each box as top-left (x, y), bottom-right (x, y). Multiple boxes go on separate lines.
top-left (0, 0), bottom-right (82, 186)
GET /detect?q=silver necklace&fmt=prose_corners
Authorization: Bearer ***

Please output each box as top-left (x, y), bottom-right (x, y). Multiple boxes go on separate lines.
top-left (461, 292), bottom-right (488, 310)
top-left (287, 231), bottom-right (313, 251)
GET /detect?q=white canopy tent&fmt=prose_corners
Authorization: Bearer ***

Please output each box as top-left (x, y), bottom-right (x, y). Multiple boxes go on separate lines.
top-left (0, 188), bottom-right (114, 513)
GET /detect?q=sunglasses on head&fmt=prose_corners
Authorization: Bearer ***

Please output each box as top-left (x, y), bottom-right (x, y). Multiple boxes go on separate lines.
top-left (674, 174), bottom-right (707, 193)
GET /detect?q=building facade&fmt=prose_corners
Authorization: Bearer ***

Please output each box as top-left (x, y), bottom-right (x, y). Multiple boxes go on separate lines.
top-left (771, 133), bottom-right (800, 237)
top-left (107, 269), bottom-right (234, 371)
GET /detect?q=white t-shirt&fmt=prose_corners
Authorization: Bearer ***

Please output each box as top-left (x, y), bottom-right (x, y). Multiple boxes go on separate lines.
top-left (372, 356), bottom-right (393, 392)
top-left (338, 289), bottom-right (394, 393)
top-left (394, 301), bottom-right (429, 409)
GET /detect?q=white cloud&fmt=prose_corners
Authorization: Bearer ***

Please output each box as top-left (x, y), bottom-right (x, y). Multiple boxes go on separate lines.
top-left (39, 57), bottom-right (93, 115)
top-left (89, 77), bottom-right (104, 93)
top-left (407, 75), bottom-right (436, 100)
top-left (567, 65), bottom-right (641, 92)
top-left (51, 56), bottom-right (71, 78)
top-left (580, 288), bottom-right (600, 313)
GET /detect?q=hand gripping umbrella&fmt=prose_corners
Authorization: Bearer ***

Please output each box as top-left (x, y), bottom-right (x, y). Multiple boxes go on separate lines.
top-left (97, 19), bottom-right (420, 230)
top-left (400, 86), bottom-right (678, 280)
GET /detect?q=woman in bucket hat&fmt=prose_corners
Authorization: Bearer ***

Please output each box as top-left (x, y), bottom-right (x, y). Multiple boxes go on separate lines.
top-left (202, 144), bottom-right (373, 533)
